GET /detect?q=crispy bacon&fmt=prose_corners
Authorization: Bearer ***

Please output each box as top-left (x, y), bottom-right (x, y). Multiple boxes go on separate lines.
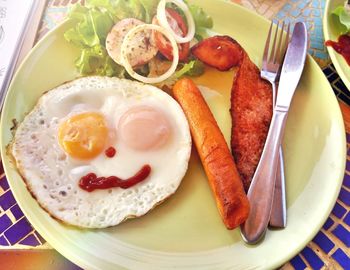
top-left (191, 36), bottom-right (244, 71)
top-left (230, 54), bottom-right (273, 191)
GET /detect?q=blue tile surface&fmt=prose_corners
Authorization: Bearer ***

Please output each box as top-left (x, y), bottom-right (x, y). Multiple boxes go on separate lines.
top-left (312, 9), bottom-right (320, 16)
top-left (276, 0), bottom-right (329, 61)
top-left (303, 9), bottom-right (311, 16)
top-left (0, 214), bottom-right (12, 234)
top-left (332, 224), bottom-right (350, 247)
top-left (34, 231), bottom-right (46, 244)
top-left (0, 177), bottom-right (9, 191)
top-left (4, 218), bottom-right (33, 245)
top-left (339, 188), bottom-right (350, 206)
top-left (283, 4), bottom-right (292, 11)
top-left (339, 93), bottom-right (350, 105)
top-left (329, 73), bottom-right (340, 83)
top-left (323, 217), bottom-right (334, 230)
top-left (298, 1), bottom-right (309, 9)
top-left (311, 0), bottom-right (319, 8)
top-left (344, 174), bottom-right (350, 188)
top-left (332, 202), bottom-right (347, 219)
top-left (19, 234), bottom-right (40, 246)
top-left (300, 246), bottom-right (324, 270)
top-left (312, 231), bottom-right (335, 253)
top-left (311, 41), bottom-right (324, 50)
top-left (344, 212), bottom-right (350, 226)
top-left (323, 66), bottom-right (333, 76)
top-left (10, 204), bottom-right (24, 220)
top-left (335, 78), bottom-right (347, 90)
top-left (0, 235), bottom-right (9, 246)
top-left (290, 255), bottom-right (307, 269)
top-left (291, 9), bottom-right (301, 17)
top-left (0, 190), bottom-right (16, 211)
top-left (332, 249), bottom-right (350, 269)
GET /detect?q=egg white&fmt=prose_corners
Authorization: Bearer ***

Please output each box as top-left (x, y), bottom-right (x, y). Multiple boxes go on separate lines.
top-left (11, 76), bottom-right (191, 228)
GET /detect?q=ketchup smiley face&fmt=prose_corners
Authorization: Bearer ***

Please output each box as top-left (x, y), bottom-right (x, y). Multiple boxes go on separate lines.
top-left (79, 165), bottom-right (151, 192)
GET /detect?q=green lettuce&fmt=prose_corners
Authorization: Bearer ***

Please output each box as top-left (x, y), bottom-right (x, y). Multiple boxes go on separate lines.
top-left (64, 3), bottom-right (121, 76)
top-left (173, 1), bottom-right (213, 39)
top-left (139, 0), bottom-right (159, 23)
top-left (332, 6), bottom-right (350, 34)
top-left (175, 59), bottom-right (205, 78)
top-left (64, 1), bottom-right (160, 76)
top-left (74, 45), bottom-right (125, 77)
top-left (64, 0), bottom-right (212, 77)
top-left (188, 4), bottom-right (213, 30)
top-left (84, 0), bottom-right (158, 22)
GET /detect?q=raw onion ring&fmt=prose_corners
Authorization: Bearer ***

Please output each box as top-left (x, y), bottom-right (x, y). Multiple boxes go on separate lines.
top-left (157, 0), bottom-right (195, 44)
top-left (120, 24), bottom-right (179, 84)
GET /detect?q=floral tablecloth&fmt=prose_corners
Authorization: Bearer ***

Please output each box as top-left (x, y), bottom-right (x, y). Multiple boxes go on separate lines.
top-left (0, 0), bottom-right (349, 269)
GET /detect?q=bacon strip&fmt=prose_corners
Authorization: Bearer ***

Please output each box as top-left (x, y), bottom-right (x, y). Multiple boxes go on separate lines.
top-left (230, 52), bottom-right (273, 192)
top-left (191, 36), bottom-right (244, 71)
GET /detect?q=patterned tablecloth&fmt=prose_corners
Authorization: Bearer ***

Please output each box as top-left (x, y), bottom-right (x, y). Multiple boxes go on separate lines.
top-left (0, 0), bottom-right (349, 269)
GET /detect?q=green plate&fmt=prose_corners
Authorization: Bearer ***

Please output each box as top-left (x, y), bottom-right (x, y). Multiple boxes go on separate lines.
top-left (0, 1), bottom-right (346, 269)
top-left (324, 0), bottom-right (350, 90)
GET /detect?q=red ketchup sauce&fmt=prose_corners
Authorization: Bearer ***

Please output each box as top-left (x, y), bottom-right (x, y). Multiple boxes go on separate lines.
top-left (105, 146), bottom-right (116, 158)
top-left (79, 165), bottom-right (151, 192)
top-left (325, 34), bottom-right (350, 66)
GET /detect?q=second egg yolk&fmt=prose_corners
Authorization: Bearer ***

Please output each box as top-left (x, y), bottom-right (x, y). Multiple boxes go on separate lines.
top-left (58, 112), bottom-right (108, 160)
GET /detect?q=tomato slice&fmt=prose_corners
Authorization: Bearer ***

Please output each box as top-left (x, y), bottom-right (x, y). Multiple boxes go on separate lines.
top-left (153, 8), bottom-right (190, 62)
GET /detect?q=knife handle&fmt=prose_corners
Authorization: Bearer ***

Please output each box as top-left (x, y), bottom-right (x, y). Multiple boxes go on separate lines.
top-left (269, 147), bottom-right (287, 228)
top-left (241, 109), bottom-right (288, 244)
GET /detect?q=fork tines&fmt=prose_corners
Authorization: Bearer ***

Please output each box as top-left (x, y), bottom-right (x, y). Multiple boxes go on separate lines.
top-left (262, 21), bottom-right (290, 72)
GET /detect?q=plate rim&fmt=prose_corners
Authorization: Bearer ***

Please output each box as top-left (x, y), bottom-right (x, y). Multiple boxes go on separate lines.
top-left (0, 1), bottom-right (346, 269)
top-left (323, 0), bottom-right (350, 90)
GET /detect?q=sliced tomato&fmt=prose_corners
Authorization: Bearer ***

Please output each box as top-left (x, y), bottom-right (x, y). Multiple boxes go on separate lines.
top-left (153, 8), bottom-right (190, 62)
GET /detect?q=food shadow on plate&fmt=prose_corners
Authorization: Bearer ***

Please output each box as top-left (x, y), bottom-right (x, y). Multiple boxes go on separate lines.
top-left (103, 148), bottom-right (244, 252)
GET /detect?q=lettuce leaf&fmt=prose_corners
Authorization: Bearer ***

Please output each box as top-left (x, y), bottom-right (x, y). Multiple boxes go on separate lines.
top-left (64, 0), bottom-right (212, 78)
top-left (175, 60), bottom-right (205, 78)
top-left (188, 4), bottom-right (213, 30)
top-left (173, 1), bottom-right (213, 39)
top-left (75, 44), bottom-right (125, 77)
top-left (139, 0), bottom-right (159, 23)
top-left (65, 3), bottom-right (124, 76)
top-left (332, 6), bottom-right (350, 34)
top-left (85, 0), bottom-right (157, 22)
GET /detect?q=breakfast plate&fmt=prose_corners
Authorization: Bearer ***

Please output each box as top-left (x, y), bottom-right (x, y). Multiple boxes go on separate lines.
top-left (324, 0), bottom-right (350, 90)
top-left (0, 0), bottom-right (346, 269)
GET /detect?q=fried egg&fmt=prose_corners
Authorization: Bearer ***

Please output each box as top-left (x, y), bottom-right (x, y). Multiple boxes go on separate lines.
top-left (11, 76), bottom-right (191, 228)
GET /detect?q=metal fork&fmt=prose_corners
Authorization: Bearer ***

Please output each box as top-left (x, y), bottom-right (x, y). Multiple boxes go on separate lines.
top-left (260, 21), bottom-right (290, 228)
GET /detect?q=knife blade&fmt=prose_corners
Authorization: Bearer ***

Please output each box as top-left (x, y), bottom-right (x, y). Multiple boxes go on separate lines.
top-left (276, 23), bottom-right (308, 111)
top-left (241, 22), bottom-right (308, 244)
top-left (0, 0), bottom-right (36, 110)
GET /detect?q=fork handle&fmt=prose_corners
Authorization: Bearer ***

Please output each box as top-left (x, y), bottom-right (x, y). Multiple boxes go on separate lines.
top-left (241, 109), bottom-right (288, 244)
top-left (269, 82), bottom-right (287, 228)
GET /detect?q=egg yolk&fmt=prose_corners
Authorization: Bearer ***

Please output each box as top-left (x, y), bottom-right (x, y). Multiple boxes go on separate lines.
top-left (58, 112), bottom-right (108, 160)
top-left (118, 106), bottom-right (171, 151)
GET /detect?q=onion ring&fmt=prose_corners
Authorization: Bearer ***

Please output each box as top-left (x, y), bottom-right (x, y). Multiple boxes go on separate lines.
top-left (121, 24), bottom-right (179, 84)
top-left (157, 0), bottom-right (195, 44)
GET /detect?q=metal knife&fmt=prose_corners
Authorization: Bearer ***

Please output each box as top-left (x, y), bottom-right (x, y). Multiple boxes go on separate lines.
top-left (241, 22), bottom-right (308, 244)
